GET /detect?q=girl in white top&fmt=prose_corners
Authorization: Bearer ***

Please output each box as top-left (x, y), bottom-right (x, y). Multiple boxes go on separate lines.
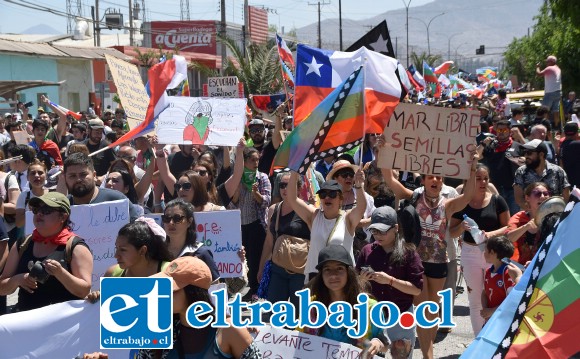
top-left (15, 160), bottom-right (49, 229)
top-left (286, 170), bottom-right (367, 281)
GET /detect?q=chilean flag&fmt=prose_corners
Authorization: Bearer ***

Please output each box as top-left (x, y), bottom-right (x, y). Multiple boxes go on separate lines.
top-left (49, 101), bottom-right (82, 120)
top-left (251, 93), bottom-right (287, 113)
top-left (408, 64), bottom-right (426, 89)
top-left (294, 44), bottom-right (402, 133)
top-left (276, 33), bottom-right (295, 68)
top-left (109, 55), bottom-right (188, 148)
top-left (434, 60), bottom-right (454, 75)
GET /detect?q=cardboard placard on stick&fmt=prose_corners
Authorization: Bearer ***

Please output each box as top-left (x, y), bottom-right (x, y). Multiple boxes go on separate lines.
top-left (377, 103), bottom-right (479, 179)
top-left (104, 54), bottom-right (151, 133)
top-left (12, 131), bottom-right (30, 145)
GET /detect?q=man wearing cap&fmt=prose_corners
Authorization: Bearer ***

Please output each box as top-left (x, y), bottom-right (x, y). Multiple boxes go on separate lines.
top-left (528, 124), bottom-right (557, 164)
top-left (560, 122), bottom-right (580, 187)
top-left (536, 55), bottom-right (562, 128)
top-left (247, 114), bottom-right (283, 175)
top-left (29, 118), bottom-right (63, 170)
top-left (513, 139), bottom-right (570, 209)
top-left (84, 118), bottom-right (116, 178)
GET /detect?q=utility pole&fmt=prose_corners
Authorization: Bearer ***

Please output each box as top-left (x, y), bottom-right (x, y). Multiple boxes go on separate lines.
top-left (402, 0), bottom-right (411, 67)
top-left (95, 0), bottom-right (101, 46)
top-left (243, 0), bottom-right (249, 56)
top-left (308, 1), bottom-right (330, 48)
top-left (338, 0), bottom-right (343, 50)
top-left (220, 0), bottom-right (227, 74)
top-left (128, 0), bottom-right (134, 46)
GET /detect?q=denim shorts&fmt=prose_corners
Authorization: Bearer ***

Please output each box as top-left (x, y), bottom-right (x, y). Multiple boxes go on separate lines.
top-left (386, 305), bottom-right (416, 343)
top-left (542, 90), bottom-right (561, 113)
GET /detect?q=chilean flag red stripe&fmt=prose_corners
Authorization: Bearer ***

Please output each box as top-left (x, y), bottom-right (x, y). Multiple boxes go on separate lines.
top-left (108, 56), bottom-right (187, 148)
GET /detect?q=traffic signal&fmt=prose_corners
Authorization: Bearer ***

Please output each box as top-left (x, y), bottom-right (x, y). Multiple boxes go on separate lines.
top-left (475, 45), bottom-right (485, 55)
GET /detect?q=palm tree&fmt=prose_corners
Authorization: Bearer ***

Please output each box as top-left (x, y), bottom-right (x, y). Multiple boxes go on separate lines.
top-left (410, 51), bottom-right (443, 74)
top-left (190, 36), bottom-right (284, 97)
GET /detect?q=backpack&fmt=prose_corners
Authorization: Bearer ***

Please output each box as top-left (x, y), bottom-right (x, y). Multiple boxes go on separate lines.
top-left (17, 234), bottom-right (81, 265)
top-left (3, 171), bottom-right (20, 224)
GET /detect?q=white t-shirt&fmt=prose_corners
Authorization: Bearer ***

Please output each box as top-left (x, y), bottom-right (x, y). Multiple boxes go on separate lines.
top-left (16, 189), bottom-right (42, 211)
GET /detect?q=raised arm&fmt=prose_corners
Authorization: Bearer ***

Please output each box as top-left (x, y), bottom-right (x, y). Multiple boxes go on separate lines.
top-left (381, 167), bottom-right (413, 200)
top-left (41, 95), bottom-right (68, 139)
top-left (445, 152), bottom-right (479, 218)
top-left (286, 171), bottom-right (317, 227)
top-left (224, 138), bottom-right (246, 198)
top-left (345, 168), bottom-right (367, 235)
top-left (155, 147), bottom-right (177, 192)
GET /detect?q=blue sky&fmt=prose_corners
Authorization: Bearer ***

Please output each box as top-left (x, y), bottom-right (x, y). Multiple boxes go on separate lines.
top-left (0, 0), bottom-right (434, 34)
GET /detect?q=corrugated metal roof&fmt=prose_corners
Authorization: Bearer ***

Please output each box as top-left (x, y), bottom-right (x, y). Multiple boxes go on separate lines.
top-left (0, 38), bottom-right (131, 61)
top-left (0, 38), bottom-right (68, 57)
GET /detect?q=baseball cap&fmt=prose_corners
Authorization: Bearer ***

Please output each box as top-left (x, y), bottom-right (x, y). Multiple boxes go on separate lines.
top-left (28, 192), bottom-right (71, 215)
top-left (522, 139), bottom-right (548, 154)
top-left (248, 118), bottom-right (265, 127)
top-left (564, 122), bottom-right (578, 136)
top-left (368, 206), bottom-right (398, 232)
top-left (151, 256), bottom-right (212, 291)
top-left (316, 245), bottom-right (353, 271)
top-left (88, 118), bottom-right (105, 129)
top-left (4, 113), bottom-right (13, 118)
top-left (316, 180), bottom-right (342, 193)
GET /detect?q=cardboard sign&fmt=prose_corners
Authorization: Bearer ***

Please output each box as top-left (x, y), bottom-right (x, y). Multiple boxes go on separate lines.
top-left (12, 130), bottom-right (30, 145)
top-left (156, 97), bottom-right (246, 146)
top-left (203, 76), bottom-right (244, 98)
top-left (377, 103), bottom-right (479, 179)
top-left (194, 210), bottom-right (243, 278)
top-left (104, 54), bottom-right (150, 132)
top-left (253, 326), bottom-right (381, 359)
top-left (25, 199), bottom-right (130, 289)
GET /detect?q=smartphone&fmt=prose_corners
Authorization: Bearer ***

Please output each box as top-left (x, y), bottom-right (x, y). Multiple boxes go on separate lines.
top-left (24, 101), bottom-right (34, 108)
top-left (361, 266), bottom-right (374, 274)
top-left (501, 257), bottom-right (525, 271)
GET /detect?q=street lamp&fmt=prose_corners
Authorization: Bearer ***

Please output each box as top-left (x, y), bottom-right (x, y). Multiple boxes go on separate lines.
top-left (410, 12), bottom-right (445, 57)
top-left (402, 0), bottom-right (412, 67)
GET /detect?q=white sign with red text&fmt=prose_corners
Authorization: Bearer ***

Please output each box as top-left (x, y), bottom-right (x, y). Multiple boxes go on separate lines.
top-left (195, 210), bottom-right (243, 278)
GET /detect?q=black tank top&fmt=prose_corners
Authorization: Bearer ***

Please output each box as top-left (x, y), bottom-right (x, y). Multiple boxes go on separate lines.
top-left (16, 237), bottom-right (88, 311)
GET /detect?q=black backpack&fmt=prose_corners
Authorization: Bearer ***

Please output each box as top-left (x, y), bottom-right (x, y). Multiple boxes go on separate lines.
top-left (398, 192), bottom-right (422, 247)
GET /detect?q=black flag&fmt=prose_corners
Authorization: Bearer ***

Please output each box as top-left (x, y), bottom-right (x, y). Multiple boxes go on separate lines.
top-left (346, 20), bottom-right (395, 58)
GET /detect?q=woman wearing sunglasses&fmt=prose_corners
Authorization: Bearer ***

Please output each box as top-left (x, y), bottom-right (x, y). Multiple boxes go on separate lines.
top-left (506, 182), bottom-right (551, 265)
top-left (192, 159), bottom-right (220, 205)
top-left (162, 198), bottom-right (220, 282)
top-left (449, 163), bottom-right (510, 336)
top-left (0, 192), bottom-right (93, 311)
top-left (286, 169), bottom-right (366, 282)
top-left (357, 206), bottom-right (423, 359)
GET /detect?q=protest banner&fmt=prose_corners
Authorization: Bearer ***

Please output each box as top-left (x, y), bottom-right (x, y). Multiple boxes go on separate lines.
top-left (0, 300), bottom-right (132, 359)
top-left (156, 97), bottom-right (246, 146)
top-left (194, 210), bottom-right (243, 278)
top-left (377, 103), bottom-right (479, 179)
top-left (104, 54), bottom-right (150, 131)
top-left (253, 325), bottom-right (381, 359)
top-left (12, 130), bottom-right (30, 145)
top-left (25, 199), bottom-right (130, 289)
top-left (202, 76), bottom-right (245, 98)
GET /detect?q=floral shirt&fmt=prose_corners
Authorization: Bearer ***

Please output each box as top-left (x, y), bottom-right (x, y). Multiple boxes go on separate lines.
top-left (513, 162), bottom-right (570, 197)
top-left (416, 194), bottom-right (448, 263)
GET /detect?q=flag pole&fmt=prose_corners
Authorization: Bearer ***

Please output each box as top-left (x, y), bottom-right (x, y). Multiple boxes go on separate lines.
top-left (278, 60), bottom-right (292, 118)
top-left (359, 60), bottom-right (367, 168)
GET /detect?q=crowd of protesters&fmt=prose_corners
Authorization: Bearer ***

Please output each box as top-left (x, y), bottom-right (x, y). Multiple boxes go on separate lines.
top-left (0, 54), bottom-right (577, 359)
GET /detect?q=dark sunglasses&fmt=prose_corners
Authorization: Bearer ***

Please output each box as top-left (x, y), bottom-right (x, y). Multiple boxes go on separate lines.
top-left (174, 182), bottom-right (192, 192)
top-left (530, 190), bottom-right (550, 198)
top-left (249, 127), bottom-right (263, 134)
top-left (318, 190), bottom-right (339, 199)
top-left (336, 171), bottom-right (355, 179)
top-left (196, 170), bottom-right (208, 176)
top-left (31, 206), bottom-right (59, 215)
top-left (279, 182), bottom-right (289, 189)
top-left (370, 228), bottom-right (390, 235)
top-left (161, 214), bottom-right (187, 224)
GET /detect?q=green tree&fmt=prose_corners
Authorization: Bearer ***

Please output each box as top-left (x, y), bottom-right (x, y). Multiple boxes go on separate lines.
top-left (410, 51), bottom-right (443, 73)
top-left (504, 4), bottom-right (580, 92)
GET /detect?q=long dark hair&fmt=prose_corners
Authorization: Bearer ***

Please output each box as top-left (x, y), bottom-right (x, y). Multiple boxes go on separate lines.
top-left (109, 170), bottom-right (139, 204)
top-left (178, 170), bottom-right (209, 208)
top-left (118, 221), bottom-right (173, 262)
top-left (165, 198), bottom-right (197, 249)
top-left (309, 264), bottom-right (369, 307)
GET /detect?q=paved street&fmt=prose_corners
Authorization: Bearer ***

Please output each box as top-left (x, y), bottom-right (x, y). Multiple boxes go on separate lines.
top-left (413, 276), bottom-right (474, 359)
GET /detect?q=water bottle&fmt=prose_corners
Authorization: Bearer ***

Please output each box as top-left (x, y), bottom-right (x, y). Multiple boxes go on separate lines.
top-left (463, 214), bottom-right (485, 244)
